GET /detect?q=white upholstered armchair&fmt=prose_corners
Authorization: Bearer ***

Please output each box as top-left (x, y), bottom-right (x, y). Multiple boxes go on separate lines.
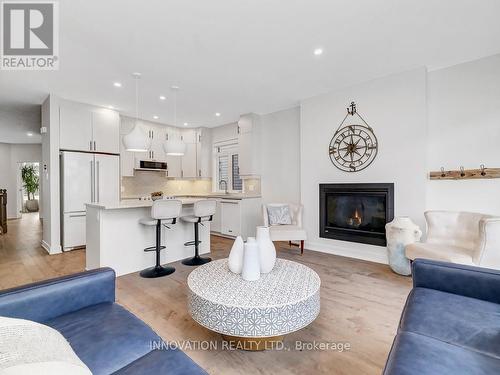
top-left (405, 211), bottom-right (500, 269)
top-left (262, 203), bottom-right (307, 255)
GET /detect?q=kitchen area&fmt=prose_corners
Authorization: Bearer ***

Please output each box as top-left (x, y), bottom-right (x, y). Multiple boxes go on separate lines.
top-left (47, 97), bottom-right (262, 275)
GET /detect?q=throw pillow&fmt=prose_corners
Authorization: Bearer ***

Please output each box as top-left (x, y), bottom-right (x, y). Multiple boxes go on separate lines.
top-left (0, 316), bottom-right (92, 375)
top-left (267, 204), bottom-right (292, 225)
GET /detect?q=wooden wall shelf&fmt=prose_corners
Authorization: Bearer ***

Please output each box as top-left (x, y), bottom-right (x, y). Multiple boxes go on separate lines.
top-left (429, 167), bottom-right (500, 180)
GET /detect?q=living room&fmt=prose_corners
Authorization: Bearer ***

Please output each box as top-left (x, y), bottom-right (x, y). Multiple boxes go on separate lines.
top-left (0, 1), bottom-right (499, 374)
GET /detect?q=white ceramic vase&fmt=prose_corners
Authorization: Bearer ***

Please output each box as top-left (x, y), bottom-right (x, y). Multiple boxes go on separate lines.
top-left (241, 237), bottom-right (261, 281)
top-left (228, 236), bottom-right (244, 274)
top-left (385, 217), bottom-right (422, 276)
top-left (256, 226), bottom-right (276, 274)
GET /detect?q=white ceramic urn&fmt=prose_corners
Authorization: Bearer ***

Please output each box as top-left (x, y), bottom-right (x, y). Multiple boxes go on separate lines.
top-left (241, 237), bottom-right (261, 281)
top-left (256, 226), bottom-right (277, 274)
top-left (228, 236), bottom-right (244, 274)
top-left (385, 216), bottom-right (422, 276)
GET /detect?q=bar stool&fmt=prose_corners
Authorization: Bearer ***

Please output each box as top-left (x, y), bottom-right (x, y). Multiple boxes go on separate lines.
top-left (139, 199), bottom-right (182, 278)
top-left (181, 199), bottom-right (217, 266)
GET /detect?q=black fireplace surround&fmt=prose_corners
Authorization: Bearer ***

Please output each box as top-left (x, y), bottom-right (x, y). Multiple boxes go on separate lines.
top-left (319, 183), bottom-right (394, 246)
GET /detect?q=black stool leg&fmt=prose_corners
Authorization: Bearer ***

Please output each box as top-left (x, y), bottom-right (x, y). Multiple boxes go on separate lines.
top-left (140, 220), bottom-right (175, 278)
top-left (182, 222), bottom-right (211, 266)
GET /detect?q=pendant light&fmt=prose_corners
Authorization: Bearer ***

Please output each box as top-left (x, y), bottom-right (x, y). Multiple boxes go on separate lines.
top-left (123, 73), bottom-right (151, 152)
top-left (163, 86), bottom-right (186, 156)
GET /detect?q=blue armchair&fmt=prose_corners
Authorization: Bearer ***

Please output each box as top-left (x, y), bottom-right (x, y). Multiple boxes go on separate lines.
top-left (384, 259), bottom-right (500, 374)
top-left (0, 268), bottom-right (207, 375)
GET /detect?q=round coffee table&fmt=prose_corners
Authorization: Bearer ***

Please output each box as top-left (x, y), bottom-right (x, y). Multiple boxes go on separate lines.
top-left (187, 258), bottom-right (321, 350)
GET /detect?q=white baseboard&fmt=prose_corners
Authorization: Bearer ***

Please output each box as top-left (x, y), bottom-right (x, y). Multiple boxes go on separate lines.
top-left (305, 240), bottom-right (388, 265)
top-left (41, 240), bottom-right (62, 255)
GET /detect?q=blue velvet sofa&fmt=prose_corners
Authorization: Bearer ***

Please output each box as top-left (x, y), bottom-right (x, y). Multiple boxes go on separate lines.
top-left (384, 259), bottom-right (500, 375)
top-left (0, 268), bottom-right (207, 375)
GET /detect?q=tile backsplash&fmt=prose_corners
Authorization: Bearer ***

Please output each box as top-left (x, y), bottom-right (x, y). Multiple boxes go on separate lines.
top-left (121, 172), bottom-right (212, 197)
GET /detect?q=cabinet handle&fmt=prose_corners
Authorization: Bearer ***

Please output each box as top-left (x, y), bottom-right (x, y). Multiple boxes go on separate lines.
top-left (166, 170), bottom-right (168, 177)
top-left (181, 170), bottom-right (184, 178)
top-left (93, 141), bottom-right (96, 150)
top-left (152, 130), bottom-right (154, 138)
top-left (199, 169), bottom-right (201, 177)
top-left (166, 133), bottom-right (168, 140)
top-left (89, 141), bottom-right (92, 151)
top-left (237, 126), bottom-right (240, 134)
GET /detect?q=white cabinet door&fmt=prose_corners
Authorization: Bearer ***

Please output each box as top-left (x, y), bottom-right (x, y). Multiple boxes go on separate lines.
top-left (63, 212), bottom-right (86, 250)
top-left (92, 111), bottom-right (120, 154)
top-left (181, 143), bottom-right (197, 178)
top-left (61, 152), bottom-right (93, 212)
top-left (120, 135), bottom-right (135, 177)
top-left (95, 154), bottom-right (120, 204)
top-left (238, 131), bottom-right (252, 176)
top-left (220, 200), bottom-right (241, 236)
top-left (196, 128), bottom-right (212, 178)
top-left (181, 129), bottom-right (197, 143)
top-left (166, 155), bottom-right (182, 178)
top-left (211, 199), bottom-right (221, 233)
top-left (59, 104), bottom-right (92, 152)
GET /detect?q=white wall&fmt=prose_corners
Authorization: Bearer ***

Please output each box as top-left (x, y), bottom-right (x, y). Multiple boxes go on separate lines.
top-left (300, 68), bottom-right (427, 263)
top-left (260, 107), bottom-right (301, 204)
top-left (426, 54), bottom-right (500, 215)
top-left (41, 95), bottom-right (61, 254)
top-left (0, 143), bottom-right (42, 219)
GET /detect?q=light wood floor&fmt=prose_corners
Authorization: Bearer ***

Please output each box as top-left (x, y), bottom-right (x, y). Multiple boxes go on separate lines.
top-left (0, 213), bottom-right (412, 374)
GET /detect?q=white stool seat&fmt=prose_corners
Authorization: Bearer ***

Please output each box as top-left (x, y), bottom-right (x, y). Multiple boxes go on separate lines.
top-left (139, 218), bottom-right (157, 226)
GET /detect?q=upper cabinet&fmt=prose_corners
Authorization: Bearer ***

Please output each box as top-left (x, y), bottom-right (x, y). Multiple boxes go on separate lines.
top-left (237, 113), bottom-right (261, 177)
top-left (196, 128), bottom-right (212, 178)
top-left (60, 101), bottom-right (119, 154)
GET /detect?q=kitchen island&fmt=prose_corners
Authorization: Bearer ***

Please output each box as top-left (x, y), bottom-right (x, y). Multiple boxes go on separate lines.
top-left (85, 198), bottom-right (210, 276)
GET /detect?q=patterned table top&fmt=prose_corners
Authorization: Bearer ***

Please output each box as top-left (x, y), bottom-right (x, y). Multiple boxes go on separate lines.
top-left (187, 258), bottom-right (321, 308)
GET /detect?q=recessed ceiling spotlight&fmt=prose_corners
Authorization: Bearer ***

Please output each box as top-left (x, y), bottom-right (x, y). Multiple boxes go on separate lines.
top-left (153, 115), bottom-right (159, 120)
top-left (113, 82), bottom-right (122, 88)
top-left (215, 112), bottom-right (221, 117)
top-left (107, 105), bottom-right (114, 109)
top-left (183, 122), bottom-right (188, 126)
top-left (27, 132), bottom-right (33, 137)
top-left (313, 48), bottom-right (323, 56)
top-left (159, 95), bottom-right (166, 100)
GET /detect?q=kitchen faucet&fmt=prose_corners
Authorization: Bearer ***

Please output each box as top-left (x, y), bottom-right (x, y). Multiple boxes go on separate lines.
top-left (219, 180), bottom-right (228, 194)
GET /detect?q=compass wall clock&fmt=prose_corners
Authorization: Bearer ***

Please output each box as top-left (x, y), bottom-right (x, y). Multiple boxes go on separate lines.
top-left (328, 102), bottom-right (378, 172)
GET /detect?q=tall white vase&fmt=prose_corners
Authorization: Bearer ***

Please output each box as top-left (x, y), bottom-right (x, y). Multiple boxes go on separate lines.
top-left (228, 236), bottom-right (244, 274)
top-left (256, 226), bottom-right (276, 274)
top-left (385, 217), bottom-right (422, 276)
top-left (241, 237), bottom-right (261, 281)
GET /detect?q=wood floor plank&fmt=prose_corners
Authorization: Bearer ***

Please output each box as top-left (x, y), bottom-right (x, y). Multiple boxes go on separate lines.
top-left (0, 213), bottom-right (412, 374)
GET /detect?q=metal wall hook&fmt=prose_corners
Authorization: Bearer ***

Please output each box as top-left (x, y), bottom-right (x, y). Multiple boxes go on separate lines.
top-left (460, 166), bottom-right (465, 177)
top-left (480, 164), bottom-right (486, 176)
top-left (440, 167), bottom-right (446, 177)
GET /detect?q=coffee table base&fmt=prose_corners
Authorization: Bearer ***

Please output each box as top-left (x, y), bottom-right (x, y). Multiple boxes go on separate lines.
top-left (221, 334), bottom-right (284, 351)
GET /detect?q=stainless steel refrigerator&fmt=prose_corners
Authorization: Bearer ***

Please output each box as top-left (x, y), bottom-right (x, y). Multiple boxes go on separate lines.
top-left (60, 151), bottom-right (119, 250)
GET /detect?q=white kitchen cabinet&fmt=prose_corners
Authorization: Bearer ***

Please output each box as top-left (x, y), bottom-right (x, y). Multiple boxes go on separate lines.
top-left (220, 199), bottom-right (241, 237)
top-left (196, 128), bottom-right (212, 178)
top-left (166, 155), bottom-right (182, 178)
top-left (59, 101), bottom-right (119, 154)
top-left (59, 103), bottom-right (93, 152)
top-left (92, 111), bottom-right (120, 154)
top-left (181, 129), bottom-right (197, 143)
top-left (237, 113), bottom-right (261, 177)
top-left (95, 154), bottom-right (120, 204)
top-left (213, 197), bottom-right (262, 238)
top-left (181, 143), bottom-right (197, 178)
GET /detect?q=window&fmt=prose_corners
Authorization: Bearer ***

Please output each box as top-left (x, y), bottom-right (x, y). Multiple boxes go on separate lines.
top-left (214, 143), bottom-right (242, 192)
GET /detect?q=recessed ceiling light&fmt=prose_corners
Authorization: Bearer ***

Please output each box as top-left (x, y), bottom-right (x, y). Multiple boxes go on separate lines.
top-left (107, 105), bottom-right (114, 109)
top-left (153, 115), bottom-right (159, 120)
top-left (159, 95), bottom-right (166, 100)
top-left (27, 132), bottom-right (33, 137)
top-left (113, 82), bottom-right (122, 88)
top-left (183, 122), bottom-right (188, 126)
top-left (313, 48), bottom-right (323, 56)
top-left (215, 112), bottom-right (221, 117)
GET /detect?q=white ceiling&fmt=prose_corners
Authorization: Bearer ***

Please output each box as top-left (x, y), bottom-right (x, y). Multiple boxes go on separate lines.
top-left (1, 0), bottom-right (500, 132)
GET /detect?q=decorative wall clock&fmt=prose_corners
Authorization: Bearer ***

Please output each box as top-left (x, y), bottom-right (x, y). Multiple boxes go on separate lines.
top-left (329, 102), bottom-right (378, 172)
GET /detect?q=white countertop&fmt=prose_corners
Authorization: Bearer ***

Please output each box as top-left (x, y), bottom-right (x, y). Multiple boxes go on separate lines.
top-left (86, 197), bottom-right (204, 210)
top-left (121, 193), bottom-right (262, 200)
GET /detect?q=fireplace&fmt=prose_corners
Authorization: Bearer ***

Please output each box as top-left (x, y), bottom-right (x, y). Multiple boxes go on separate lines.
top-left (319, 183), bottom-right (394, 246)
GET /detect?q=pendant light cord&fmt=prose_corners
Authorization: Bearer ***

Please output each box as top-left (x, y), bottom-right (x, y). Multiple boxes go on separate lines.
top-left (135, 76), bottom-right (139, 121)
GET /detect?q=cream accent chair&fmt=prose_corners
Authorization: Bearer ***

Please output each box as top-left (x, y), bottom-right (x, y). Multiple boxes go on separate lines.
top-left (262, 203), bottom-right (307, 255)
top-left (405, 211), bottom-right (500, 269)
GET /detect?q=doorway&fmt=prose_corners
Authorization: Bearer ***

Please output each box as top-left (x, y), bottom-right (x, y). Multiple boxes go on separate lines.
top-left (17, 162), bottom-right (40, 218)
